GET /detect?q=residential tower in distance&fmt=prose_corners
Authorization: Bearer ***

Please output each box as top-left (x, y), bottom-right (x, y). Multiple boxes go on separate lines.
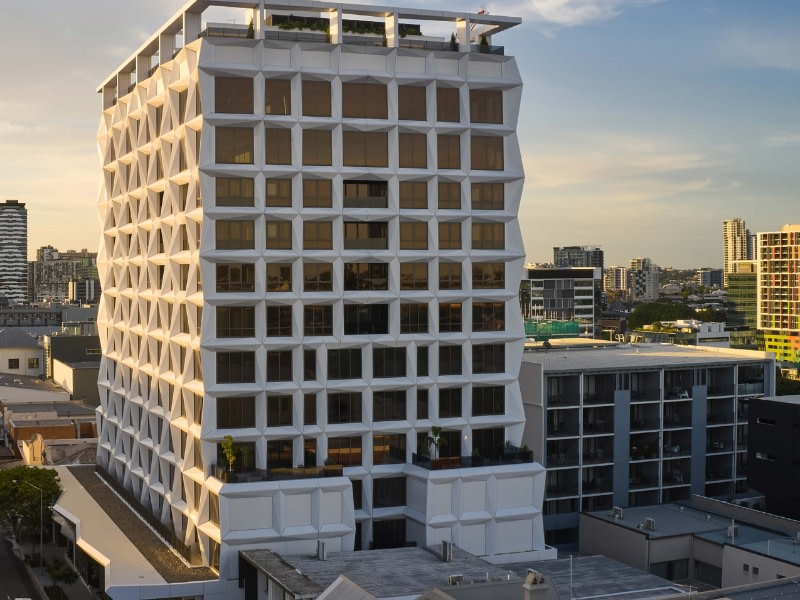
top-left (0, 199), bottom-right (28, 305)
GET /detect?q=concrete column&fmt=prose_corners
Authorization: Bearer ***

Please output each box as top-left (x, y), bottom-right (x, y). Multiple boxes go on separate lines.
top-left (136, 54), bottom-right (150, 84)
top-left (102, 85), bottom-right (116, 110)
top-left (249, 3), bottom-right (264, 40)
top-left (159, 32), bottom-right (175, 64)
top-left (385, 12), bottom-right (399, 48)
top-left (329, 9), bottom-right (342, 44)
top-left (117, 71), bottom-right (131, 97)
top-left (183, 11), bottom-right (202, 43)
top-left (457, 18), bottom-right (471, 51)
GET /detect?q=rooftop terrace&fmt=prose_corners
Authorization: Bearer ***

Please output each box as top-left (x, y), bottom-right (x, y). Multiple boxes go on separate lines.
top-left (99, 0), bottom-right (521, 101)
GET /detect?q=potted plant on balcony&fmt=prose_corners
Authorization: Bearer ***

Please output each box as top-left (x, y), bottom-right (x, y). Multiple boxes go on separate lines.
top-left (323, 456), bottom-right (342, 476)
top-left (479, 34), bottom-right (489, 53)
top-left (425, 426), bottom-right (447, 468)
top-left (221, 434), bottom-right (236, 475)
top-left (450, 32), bottom-right (458, 52)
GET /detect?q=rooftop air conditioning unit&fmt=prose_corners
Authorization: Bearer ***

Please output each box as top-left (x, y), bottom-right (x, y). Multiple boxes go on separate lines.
top-left (448, 574), bottom-right (464, 585)
top-left (727, 525), bottom-right (739, 539)
top-left (613, 506), bottom-right (624, 519)
top-left (644, 518), bottom-right (656, 531)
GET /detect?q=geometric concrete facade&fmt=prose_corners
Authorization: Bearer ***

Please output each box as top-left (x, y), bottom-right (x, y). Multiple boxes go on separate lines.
top-left (97, 0), bottom-right (545, 586)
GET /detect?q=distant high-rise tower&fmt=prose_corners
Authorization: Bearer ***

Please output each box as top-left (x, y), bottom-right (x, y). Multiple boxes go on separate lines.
top-left (758, 225), bottom-right (800, 363)
top-left (628, 257), bottom-right (659, 301)
top-left (0, 200), bottom-right (28, 304)
top-left (723, 218), bottom-right (749, 287)
top-left (553, 245), bottom-right (604, 269)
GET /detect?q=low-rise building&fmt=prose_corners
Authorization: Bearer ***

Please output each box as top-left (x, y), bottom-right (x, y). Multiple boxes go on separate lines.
top-left (0, 327), bottom-right (43, 376)
top-left (580, 497), bottom-right (800, 590)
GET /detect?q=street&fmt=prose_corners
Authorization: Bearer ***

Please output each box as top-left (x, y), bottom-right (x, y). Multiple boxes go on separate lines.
top-left (0, 536), bottom-right (41, 600)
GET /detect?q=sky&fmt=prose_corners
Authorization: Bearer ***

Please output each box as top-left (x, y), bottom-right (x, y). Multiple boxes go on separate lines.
top-left (0, 0), bottom-right (798, 267)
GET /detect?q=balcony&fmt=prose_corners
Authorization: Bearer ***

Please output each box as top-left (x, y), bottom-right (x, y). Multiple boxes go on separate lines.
top-left (201, 25), bottom-right (252, 40)
top-left (411, 449), bottom-right (533, 470)
top-left (738, 381), bottom-right (764, 395)
top-left (630, 388), bottom-right (660, 402)
top-left (547, 394), bottom-right (580, 408)
top-left (212, 463), bottom-right (343, 483)
top-left (707, 412), bottom-right (735, 425)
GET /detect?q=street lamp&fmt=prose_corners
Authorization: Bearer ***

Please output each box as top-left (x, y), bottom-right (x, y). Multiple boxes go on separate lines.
top-left (13, 479), bottom-right (44, 576)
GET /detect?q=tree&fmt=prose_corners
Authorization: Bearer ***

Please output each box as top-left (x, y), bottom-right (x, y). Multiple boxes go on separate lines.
top-left (246, 18), bottom-right (255, 39)
top-left (424, 426), bottom-right (447, 460)
top-left (221, 434), bottom-right (236, 471)
top-left (628, 301), bottom-right (697, 329)
top-left (47, 559), bottom-right (79, 600)
top-left (0, 466), bottom-right (61, 556)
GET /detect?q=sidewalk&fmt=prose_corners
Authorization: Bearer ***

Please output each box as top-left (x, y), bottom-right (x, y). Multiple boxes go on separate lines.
top-left (11, 534), bottom-right (95, 600)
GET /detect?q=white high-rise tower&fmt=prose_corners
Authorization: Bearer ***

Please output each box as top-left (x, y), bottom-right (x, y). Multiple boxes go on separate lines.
top-left (96, 0), bottom-right (549, 587)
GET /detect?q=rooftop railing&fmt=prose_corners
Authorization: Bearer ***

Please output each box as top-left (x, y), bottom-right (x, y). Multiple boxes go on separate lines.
top-left (412, 448), bottom-right (533, 470)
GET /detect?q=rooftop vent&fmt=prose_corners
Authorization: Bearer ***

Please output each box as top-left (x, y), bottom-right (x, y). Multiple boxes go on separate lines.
top-left (613, 506), bottom-right (624, 519)
top-left (442, 540), bottom-right (453, 562)
top-left (317, 540), bottom-right (327, 561)
top-left (644, 518), bottom-right (656, 531)
top-left (448, 574), bottom-right (463, 585)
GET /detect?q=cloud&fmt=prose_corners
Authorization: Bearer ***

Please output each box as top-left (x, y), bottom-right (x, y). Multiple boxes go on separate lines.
top-left (715, 28), bottom-right (800, 72)
top-left (763, 131), bottom-right (800, 147)
top-left (523, 132), bottom-right (714, 192)
top-left (502, 0), bottom-right (665, 27)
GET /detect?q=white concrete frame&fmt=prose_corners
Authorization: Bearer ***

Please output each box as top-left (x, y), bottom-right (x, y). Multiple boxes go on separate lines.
top-left (97, 0), bottom-right (545, 586)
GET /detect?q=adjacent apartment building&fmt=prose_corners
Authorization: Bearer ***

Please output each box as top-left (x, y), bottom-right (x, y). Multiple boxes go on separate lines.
top-left (96, 0), bottom-right (548, 589)
top-left (519, 340), bottom-right (774, 547)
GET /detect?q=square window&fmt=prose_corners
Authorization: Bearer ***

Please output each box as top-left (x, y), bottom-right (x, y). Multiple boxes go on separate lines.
top-left (303, 179), bottom-right (332, 208)
top-left (399, 133), bottom-right (427, 169)
top-left (437, 135), bottom-right (461, 170)
top-left (303, 263), bottom-right (333, 291)
top-left (215, 77), bottom-right (253, 114)
top-left (302, 80), bottom-right (331, 117)
top-left (265, 178), bottom-right (292, 207)
top-left (303, 129), bottom-right (332, 166)
top-left (400, 222), bottom-right (428, 250)
top-left (437, 87), bottom-right (460, 122)
top-left (216, 127), bottom-right (253, 164)
top-left (399, 181), bottom-right (428, 209)
top-left (265, 128), bottom-right (292, 165)
top-left (266, 221), bottom-right (293, 250)
top-left (437, 182), bottom-right (461, 210)
top-left (343, 82), bottom-right (388, 119)
top-left (216, 220), bottom-right (255, 250)
top-left (400, 263), bottom-right (428, 290)
top-left (399, 85), bottom-right (427, 121)
top-left (265, 79), bottom-right (291, 115)
top-left (304, 221), bottom-right (333, 250)
top-left (266, 264), bottom-right (292, 292)
top-left (439, 222), bottom-right (462, 250)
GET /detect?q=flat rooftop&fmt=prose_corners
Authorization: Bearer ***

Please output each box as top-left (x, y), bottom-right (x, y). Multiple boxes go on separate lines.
top-left (55, 466), bottom-right (217, 586)
top-left (278, 546), bottom-right (518, 598)
top-left (507, 555), bottom-right (685, 599)
top-left (523, 342), bottom-right (772, 372)
top-left (588, 502), bottom-right (800, 568)
top-left (585, 503), bottom-right (737, 539)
